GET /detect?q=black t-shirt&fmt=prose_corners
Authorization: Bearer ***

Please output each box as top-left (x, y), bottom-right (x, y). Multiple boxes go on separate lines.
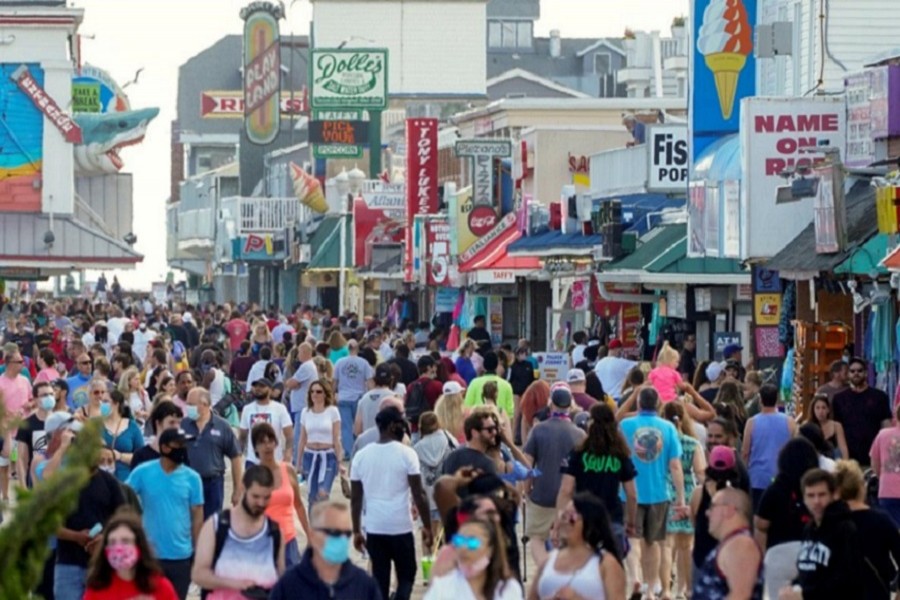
top-left (467, 327), bottom-right (492, 353)
top-left (34, 333), bottom-right (53, 352)
top-left (562, 449), bottom-right (636, 524)
top-left (441, 447), bottom-right (497, 476)
top-left (832, 387), bottom-right (891, 465)
top-left (850, 508), bottom-right (900, 600)
top-left (700, 386), bottom-right (719, 403)
top-left (756, 479), bottom-right (811, 549)
top-left (57, 470), bottom-right (125, 566)
top-left (15, 413), bottom-right (47, 472)
top-left (388, 357), bottom-right (419, 386)
top-left (130, 445), bottom-right (161, 471)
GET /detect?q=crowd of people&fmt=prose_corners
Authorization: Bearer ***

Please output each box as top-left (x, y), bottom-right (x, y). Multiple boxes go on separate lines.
top-left (1, 294), bottom-right (900, 599)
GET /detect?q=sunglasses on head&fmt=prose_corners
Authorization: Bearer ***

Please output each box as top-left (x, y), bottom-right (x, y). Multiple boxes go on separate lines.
top-left (451, 534), bottom-right (483, 551)
top-left (316, 528), bottom-right (352, 538)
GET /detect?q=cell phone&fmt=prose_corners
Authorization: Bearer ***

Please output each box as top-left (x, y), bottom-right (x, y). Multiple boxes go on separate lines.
top-left (241, 586), bottom-right (270, 600)
top-left (88, 523), bottom-right (102, 537)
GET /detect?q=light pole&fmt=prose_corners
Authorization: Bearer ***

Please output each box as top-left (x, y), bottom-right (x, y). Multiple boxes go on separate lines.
top-left (335, 169), bottom-right (350, 315)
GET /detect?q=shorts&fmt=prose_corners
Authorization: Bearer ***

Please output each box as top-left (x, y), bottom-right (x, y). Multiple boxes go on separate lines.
top-left (525, 499), bottom-right (556, 539)
top-left (635, 502), bottom-right (670, 543)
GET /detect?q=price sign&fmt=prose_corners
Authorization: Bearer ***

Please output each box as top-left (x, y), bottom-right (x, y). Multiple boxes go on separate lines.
top-left (312, 110), bottom-right (366, 158)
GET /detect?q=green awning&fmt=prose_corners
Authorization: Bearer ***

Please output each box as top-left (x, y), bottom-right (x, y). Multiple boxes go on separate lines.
top-left (306, 216), bottom-right (352, 271)
top-left (600, 223), bottom-right (748, 284)
top-left (834, 233), bottom-right (889, 276)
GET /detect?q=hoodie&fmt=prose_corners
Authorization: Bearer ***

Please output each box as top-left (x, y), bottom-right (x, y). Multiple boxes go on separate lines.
top-left (794, 500), bottom-right (863, 600)
top-left (414, 431), bottom-right (456, 509)
top-left (269, 548), bottom-right (381, 600)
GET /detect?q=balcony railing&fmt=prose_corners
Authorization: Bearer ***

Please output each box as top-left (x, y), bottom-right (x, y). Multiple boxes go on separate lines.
top-left (590, 145), bottom-right (649, 198)
top-left (222, 196), bottom-right (302, 232)
top-left (177, 208), bottom-right (215, 242)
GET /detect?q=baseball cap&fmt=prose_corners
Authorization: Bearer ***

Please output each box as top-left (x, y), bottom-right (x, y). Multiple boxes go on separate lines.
top-left (566, 369), bottom-right (586, 384)
top-left (442, 380), bottom-right (464, 396)
top-left (608, 339), bottom-right (623, 350)
top-left (374, 364), bottom-right (392, 386)
top-left (709, 446), bottom-right (736, 471)
top-left (45, 411), bottom-right (83, 434)
top-left (251, 377), bottom-right (274, 388)
top-left (158, 428), bottom-right (196, 447)
top-left (550, 387), bottom-right (573, 408)
top-left (573, 411), bottom-right (591, 431)
top-left (706, 361), bottom-right (725, 382)
top-left (723, 344), bottom-right (743, 357)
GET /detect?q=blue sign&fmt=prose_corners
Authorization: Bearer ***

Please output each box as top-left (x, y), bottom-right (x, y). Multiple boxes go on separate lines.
top-left (231, 234), bottom-right (286, 261)
top-left (690, 0), bottom-right (758, 160)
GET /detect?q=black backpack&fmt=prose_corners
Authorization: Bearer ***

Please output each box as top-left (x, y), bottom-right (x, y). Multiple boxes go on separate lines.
top-left (214, 376), bottom-right (247, 418)
top-left (405, 380), bottom-right (429, 424)
top-left (201, 509), bottom-right (281, 599)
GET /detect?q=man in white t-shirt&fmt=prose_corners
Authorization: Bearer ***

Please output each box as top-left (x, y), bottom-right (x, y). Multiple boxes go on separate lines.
top-left (333, 340), bottom-right (374, 457)
top-left (238, 378), bottom-right (293, 465)
top-left (593, 339), bottom-right (637, 402)
top-left (353, 364), bottom-right (396, 435)
top-left (351, 406), bottom-right (432, 600)
top-left (285, 342), bottom-right (318, 464)
top-left (105, 307), bottom-right (130, 346)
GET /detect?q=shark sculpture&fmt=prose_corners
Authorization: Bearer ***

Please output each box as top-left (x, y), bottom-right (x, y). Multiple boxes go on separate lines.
top-left (72, 107), bottom-right (159, 174)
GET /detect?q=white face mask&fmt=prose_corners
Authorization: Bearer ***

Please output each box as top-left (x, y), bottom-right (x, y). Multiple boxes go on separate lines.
top-left (99, 465), bottom-right (115, 474)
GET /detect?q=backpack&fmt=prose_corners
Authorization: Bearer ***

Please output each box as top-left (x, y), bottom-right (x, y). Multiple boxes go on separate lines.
top-left (201, 509), bottom-right (281, 599)
top-left (421, 431), bottom-right (457, 487)
top-left (213, 376), bottom-right (247, 418)
top-left (405, 380), bottom-right (429, 425)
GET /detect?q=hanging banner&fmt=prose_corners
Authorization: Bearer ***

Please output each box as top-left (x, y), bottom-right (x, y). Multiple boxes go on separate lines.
top-left (404, 118), bottom-right (439, 281)
top-left (425, 218), bottom-right (452, 287)
top-left (240, 1), bottom-right (284, 146)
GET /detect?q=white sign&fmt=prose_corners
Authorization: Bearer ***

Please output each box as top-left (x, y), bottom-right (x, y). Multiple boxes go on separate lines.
top-left (473, 269), bottom-right (518, 284)
top-left (455, 139), bottom-right (513, 207)
top-left (722, 180), bottom-right (741, 258)
top-left (740, 97), bottom-right (846, 259)
top-left (310, 49), bottom-right (388, 109)
top-left (536, 352), bottom-right (569, 383)
top-left (647, 125), bottom-right (689, 193)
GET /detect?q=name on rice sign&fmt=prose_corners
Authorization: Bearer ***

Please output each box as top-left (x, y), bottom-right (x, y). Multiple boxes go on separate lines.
top-left (755, 113), bottom-right (840, 175)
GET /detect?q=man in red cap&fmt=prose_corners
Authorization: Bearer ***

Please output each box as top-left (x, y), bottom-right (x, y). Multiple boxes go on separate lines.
top-left (593, 339), bottom-right (636, 404)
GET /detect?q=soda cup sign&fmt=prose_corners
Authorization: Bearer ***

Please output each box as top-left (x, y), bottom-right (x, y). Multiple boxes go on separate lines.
top-left (468, 205), bottom-right (498, 236)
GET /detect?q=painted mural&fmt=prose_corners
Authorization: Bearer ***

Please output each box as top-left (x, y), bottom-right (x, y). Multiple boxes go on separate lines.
top-left (0, 63), bottom-right (44, 212)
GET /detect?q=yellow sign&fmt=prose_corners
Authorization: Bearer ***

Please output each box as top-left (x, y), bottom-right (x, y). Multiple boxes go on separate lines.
top-left (755, 293), bottom-right (782, 325)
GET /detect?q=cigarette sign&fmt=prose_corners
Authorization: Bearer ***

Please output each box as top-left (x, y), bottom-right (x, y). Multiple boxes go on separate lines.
top-left (11, 65), bottom-right (82, 144)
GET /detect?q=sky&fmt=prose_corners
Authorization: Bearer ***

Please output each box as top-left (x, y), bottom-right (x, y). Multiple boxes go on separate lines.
top-left (71, 0), bottom-right (688, 291)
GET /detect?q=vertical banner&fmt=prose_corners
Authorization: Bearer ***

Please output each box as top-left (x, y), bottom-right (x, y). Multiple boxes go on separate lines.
top-left (241, 2), bottom-right (283, 146)
top-left (425, 218), bottom-right (451, 287)
top-left (405, 118), bottom-right (438, 281)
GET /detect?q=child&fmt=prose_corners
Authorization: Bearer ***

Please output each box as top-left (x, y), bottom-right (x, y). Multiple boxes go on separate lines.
top-left (648, 341), bottom-right (682, 403)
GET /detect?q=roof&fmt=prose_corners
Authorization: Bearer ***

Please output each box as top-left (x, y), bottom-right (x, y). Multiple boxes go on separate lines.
top-left (591, 194), bottom-right (686, 236)
top-left (487, 36), bottom-right (620, 80)
top-left (576, 39), bottom-right (627, 58)
top-left (306, 216), bottom-right (352, 271)
top-left (486, 68), bottom-right (591, 98)
top-left (835, 233), bottom-right (889, 276)
top-left (765, 179), bottom-right (878, 278)
top-left (508, 229), bottom-right (601, 257)
top-left (0, 213), bottom-right (142, 270)
top-left (601, 224), bottom-right (748, 284)
top-left (692, 133), bottom-right (742, 181)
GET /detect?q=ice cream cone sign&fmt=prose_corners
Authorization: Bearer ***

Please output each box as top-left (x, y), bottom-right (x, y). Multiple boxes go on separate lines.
top-left (290, 162), bottom-right (328, 214)
top-left (697, 0), bottom-right (753, 120)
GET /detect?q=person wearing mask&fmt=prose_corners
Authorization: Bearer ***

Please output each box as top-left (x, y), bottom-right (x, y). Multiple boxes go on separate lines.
top-left (269, 500), bottom-right (381, 599)
top-left (54, 425), bottom-right (126, 600)
top-left (298, 379), bottom-right (343, 504)
top-left (427, 517), bottom-right (522, 600)
top-left (618, 387), bottom-right (687, 599)
top-left (523, 386), bottom-right (586, 565)
top-left (351, 405), bottom-right (433, 600)
top-left (742, 383), bottom-right (797, 509)
top-left (284, 341), bottom-right (317, 464)
top-left (333, 339), bottom-right (375, 457)
top-left (126, 428), bottom-right (204, 600)
top-left (238, 377), bottom-right (293, 467)
top-left (353, 363), bottom-right (395, 435)
top-left (15, 380), bottom-right (55, 488)
top-left (253, 422), bottom-right (311, 567)
top-left (778, 469), bottom-right (863, 600)
top-left (815, 360), bottom-right (849, 403)
top-left (171, 371), bottom-right (194, 412)
top-left (692, 488), bottom-right (764, 599)
top-left (101, 390), bottom-right (145, 481)
top-left (463, 352), bottom-right (514, 420)
top-left (593, 340), bottom-right (637, 404)
top-left (83, 508), bottom-right (179, 600)
top-left (191, 465), bottom-right (285, 598)
top-left (133, 321), bottom-right (158, 364)
top-left (182, 387), bottom-right (242, 519)
top-left (131, 401), bottom-right (184, 470)
top-left (832, 357), bottom-right (891, 466)
top-left (754, 438), bottom-right (820, 600)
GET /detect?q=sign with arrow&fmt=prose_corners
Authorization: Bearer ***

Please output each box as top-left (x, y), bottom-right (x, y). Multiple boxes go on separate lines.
top-left (11, 65), bottom-right (82, 144)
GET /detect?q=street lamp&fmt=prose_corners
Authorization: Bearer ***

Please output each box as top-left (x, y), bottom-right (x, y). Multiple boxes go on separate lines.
top-left (334, 169), bottom-right (351, 316)
top-left (348, 165), bottom-right (366, 195)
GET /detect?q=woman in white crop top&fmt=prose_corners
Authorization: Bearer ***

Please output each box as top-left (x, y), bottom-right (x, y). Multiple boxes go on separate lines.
top-left (530, 492), bottom-right (626, 600)
top-left (298, 378), bottom-right (343, 504)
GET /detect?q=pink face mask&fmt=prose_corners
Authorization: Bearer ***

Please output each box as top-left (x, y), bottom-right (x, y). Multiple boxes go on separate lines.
top-left (105, 543), bottom-right (140, 571)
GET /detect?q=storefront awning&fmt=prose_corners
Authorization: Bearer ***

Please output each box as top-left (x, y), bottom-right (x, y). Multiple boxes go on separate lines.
top-left (765, 180), bottom-right (877, 279)
top-left (306, 216), bottom-right (352, 271)
top-left (692, 134), bottom-right (742, 181)
top-left (835, 233), bottom-right (890, 276)
top-left (507, 229), bottom-right (601, 257)
top-left (880, 242), bottom-right (900, 271)
top-left (600, 223), bottom-right (748, 284)
top-left (590, 193), bottom-right (686, 237)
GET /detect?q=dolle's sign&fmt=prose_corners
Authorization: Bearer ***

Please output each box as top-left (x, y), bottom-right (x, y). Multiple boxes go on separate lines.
top-left (310, 49), bottom-right (388, 109)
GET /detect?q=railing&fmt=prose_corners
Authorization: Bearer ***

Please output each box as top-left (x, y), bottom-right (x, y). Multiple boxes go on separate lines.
top-left (223, 196), bottom-right (302, 232)
top-left (177, 208), bottom-right (215, 242)
top-left (589, 145), bottom-right (649, 197)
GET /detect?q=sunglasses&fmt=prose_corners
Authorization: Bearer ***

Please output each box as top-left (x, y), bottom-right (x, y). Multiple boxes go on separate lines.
top-left (451, 534), bottom-right (483, 551)
top-left (78, 361), bottom-right (92, 365)
top-left (316, 528), bottom-right (352, 538)
top-left (311, 389), bottom-right (325, 394)
top-left (480, 426), bottom-right (498, 433)
top-left (92, 391), bottom-right (105, 396)
top-left (6, 360), bottom-right (23, 364)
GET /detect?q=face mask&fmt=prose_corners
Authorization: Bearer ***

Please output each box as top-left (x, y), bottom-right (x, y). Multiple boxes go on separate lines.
top-left (321, 534), bottom-right (351, 564)
top-left (200, 364), bottom-right (211, 373)
top-left (459, 554), bottom-right (491, 578)
top-left (185, 405), bottom-right (200, 420)
top-left (40, 395), bottom-right (55, 411)
top-left (105, 543), bottom-right (140, 571)
top-left (163, 446), bottom-right (189, 464)
top-left (99, 465), bottom-right (115, 474)
top-left (99, 402), bottom-right (112, 418)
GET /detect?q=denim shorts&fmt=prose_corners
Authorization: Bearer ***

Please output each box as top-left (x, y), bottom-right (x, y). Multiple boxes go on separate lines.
top-left (302, 449), bottom-right (337, 504)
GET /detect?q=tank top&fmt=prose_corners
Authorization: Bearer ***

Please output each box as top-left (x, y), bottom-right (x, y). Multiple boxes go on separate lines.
top-left (748, 413), bottom-right (791, 489)
top-left (209, 515), bottom-right (279, 599)
top-left (692, 484), bottom-right (715, 568)
top-left (692, 528), bottom-right (764, 600)
top-left (537, 549), bottom-right (605, 600)
top-left (265, 462), bottom-right (296, 542)
top-left (209, 368), bottom-right (226, 404)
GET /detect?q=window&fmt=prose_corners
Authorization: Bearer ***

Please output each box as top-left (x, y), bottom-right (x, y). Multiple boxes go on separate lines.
top-left (502, 22), bottom-right (517, 48)
top-left (516, 21), bottom-right (532, 48)
top-left (488, 22), bottom-right (502, 48)
top-left (488, 19), bottom-right (533, 49)
top-left (593, 52), bottom-right (611, 75)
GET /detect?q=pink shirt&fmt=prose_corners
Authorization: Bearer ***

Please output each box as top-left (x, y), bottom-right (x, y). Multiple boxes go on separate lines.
top-left (871, 426), bottom-right (900, 498)
top-left (648, 364), bottom-right (682, 403)
top-left (0, 373), bottom-right (32, 417)
top-left (34, 367), bottom-right (61, 385)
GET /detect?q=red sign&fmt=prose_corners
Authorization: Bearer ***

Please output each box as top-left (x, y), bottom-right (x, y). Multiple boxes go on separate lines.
top-left (12, 65), bottom-right (82, 144)
top-left (201, 90), bottom-right (307, 118)
top-left (426, 219), bottom-right (452, 286)
top-left (405, 118), bottom-right (439, 281)
top-left (353, 187), bottom-right (406, 267)
top-left (568, 154), bottom-right (589, 173)
top-left (468, 205), bottom-right (498, 237)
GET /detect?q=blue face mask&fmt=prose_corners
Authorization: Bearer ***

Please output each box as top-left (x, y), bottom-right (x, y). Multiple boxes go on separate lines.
top-left (40, 395), bottom-right (55, 411)
top-left (99, 402), bottom-right (112, 418)
top-left (321, 534), bottom-right (351, 564)
top-left (186, 405), bottom-right (200, 420)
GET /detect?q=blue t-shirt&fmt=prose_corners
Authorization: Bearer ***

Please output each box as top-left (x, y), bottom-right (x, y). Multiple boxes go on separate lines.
top-left (102, 419), bottom-right (146, 481)
top-left (126, 460), bottom-right (203, 560)
top-left (619, 411), bottom-right (682, 504)
top-left (66, 372), bottom-right (92, 409)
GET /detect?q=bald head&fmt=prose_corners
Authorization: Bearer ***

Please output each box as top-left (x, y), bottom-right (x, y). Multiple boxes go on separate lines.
top-left (380, 396), bottom-right (404, 413)
top-left (298, 342), bottom-right (313, 361)
top-left (714, 487), bottom-right (752, 523)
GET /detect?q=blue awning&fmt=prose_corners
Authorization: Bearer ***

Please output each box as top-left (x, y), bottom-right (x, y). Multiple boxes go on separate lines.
top-left (692, 133), bottom-right (741, 181)
top-left (591, 193), bottom-right (685, 236)
top-left (508, 230), bottom-right (601, 256)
